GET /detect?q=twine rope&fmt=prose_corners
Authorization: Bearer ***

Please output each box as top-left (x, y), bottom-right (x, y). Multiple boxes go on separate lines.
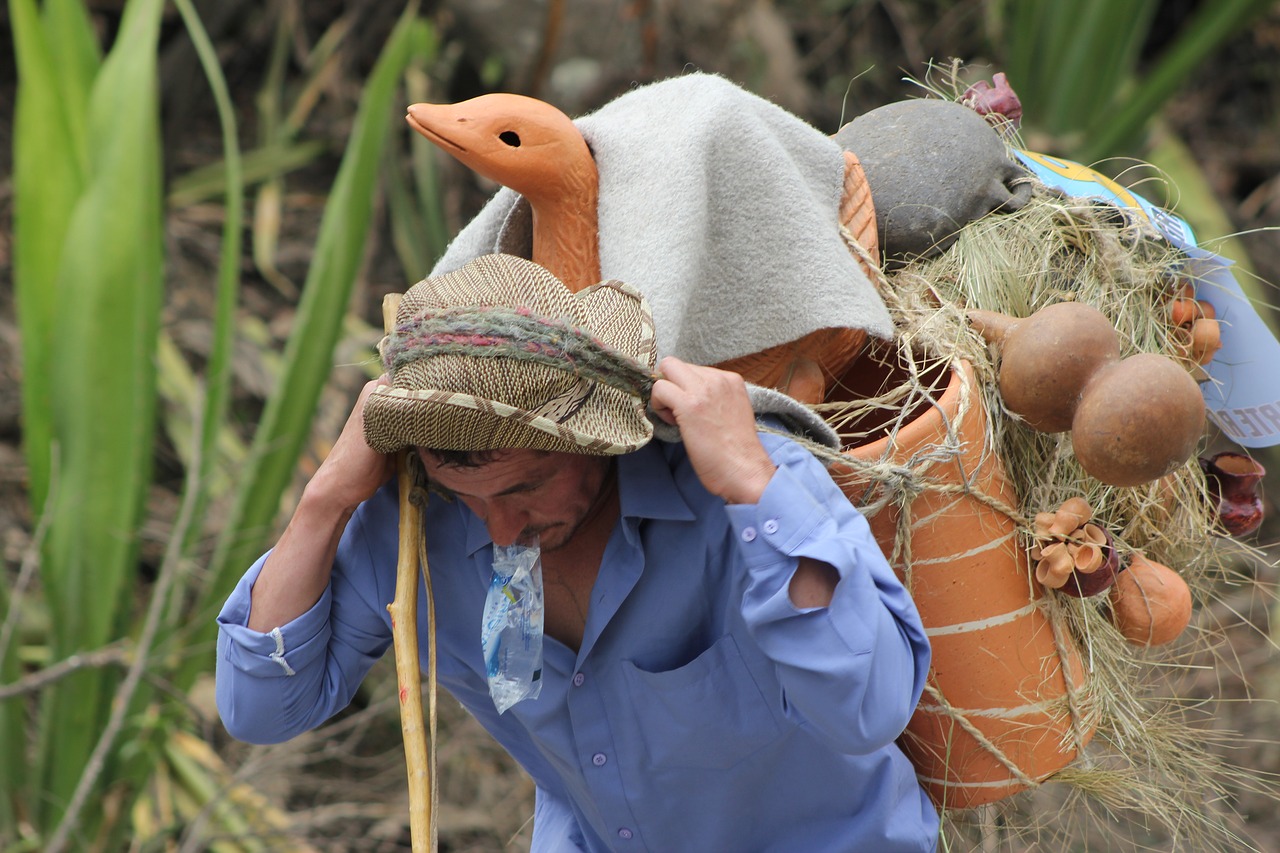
top-left (919, 682), bottom-right (1042, 791)
top-left (1044, 592), bottom-right (1098, 759)
top-left (383, 306), bottom-right (657, 400)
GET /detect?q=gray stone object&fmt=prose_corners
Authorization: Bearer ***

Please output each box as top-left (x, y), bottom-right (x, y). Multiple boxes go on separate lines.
top-left (835, 99), bottom-right (1033, 265)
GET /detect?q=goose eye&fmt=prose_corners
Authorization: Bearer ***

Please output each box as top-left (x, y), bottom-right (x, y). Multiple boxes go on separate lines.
top-left (499, 131), bottom-right (521, 147)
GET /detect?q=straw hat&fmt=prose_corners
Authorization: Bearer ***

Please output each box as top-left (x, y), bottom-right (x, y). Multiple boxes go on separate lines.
top-left (363, 254), bottom-right (657, 456)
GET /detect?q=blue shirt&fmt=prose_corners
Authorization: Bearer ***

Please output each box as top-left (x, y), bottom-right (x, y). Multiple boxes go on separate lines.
top-left (217, 433), bottom-right (939, 851)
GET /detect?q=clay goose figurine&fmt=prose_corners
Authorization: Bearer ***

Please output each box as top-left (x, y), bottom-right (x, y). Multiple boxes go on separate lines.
top-left (407, 94), bottom-right (600, 294)
top-left (406, 93), bottom-right (875, 404)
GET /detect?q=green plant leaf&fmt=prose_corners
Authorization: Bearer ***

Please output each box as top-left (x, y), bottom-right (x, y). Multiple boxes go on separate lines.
top-left (9, 0), bottom-right (95, 515)
top-left (1079, 0), bottom-right (1276, 163)
top-left (30, 0), bottom-right (167, 830)
top-left (197, 3), bottom-right (427, 650)
top-left (171, 0), bottom-right (245, 587)
top-left (167, 140), bottom-right (325, 207)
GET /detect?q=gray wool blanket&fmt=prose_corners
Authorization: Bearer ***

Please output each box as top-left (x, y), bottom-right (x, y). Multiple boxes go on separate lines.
top-left (431, 72), bottom-right (891, 363)
top-left (430, 73), bottom-right (890, 449)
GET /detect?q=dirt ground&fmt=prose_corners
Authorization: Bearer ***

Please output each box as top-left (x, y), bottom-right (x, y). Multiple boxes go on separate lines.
top-left (3, 2), bottom-right (1280, 851)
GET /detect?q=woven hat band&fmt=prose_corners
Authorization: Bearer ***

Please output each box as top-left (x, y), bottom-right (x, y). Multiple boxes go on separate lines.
top-left (381, 305), bottom-right (656, 401)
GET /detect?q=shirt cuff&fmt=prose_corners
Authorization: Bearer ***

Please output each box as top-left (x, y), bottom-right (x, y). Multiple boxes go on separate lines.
top-left (723, 456), bottom-right (830, 569)
top-left (216, 552), bottom-right (335, 677)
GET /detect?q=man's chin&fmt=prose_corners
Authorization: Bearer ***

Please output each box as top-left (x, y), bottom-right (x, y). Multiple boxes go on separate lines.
top-left (537, 532), bottom-right (569, 551)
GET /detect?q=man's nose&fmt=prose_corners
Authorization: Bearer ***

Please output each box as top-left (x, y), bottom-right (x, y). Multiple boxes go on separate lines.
top-left (484, 505), bottom-right (527, 547)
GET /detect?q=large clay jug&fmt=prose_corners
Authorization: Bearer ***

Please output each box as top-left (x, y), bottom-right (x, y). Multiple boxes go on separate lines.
top-left (831, 355), bottom-right (1094, 808)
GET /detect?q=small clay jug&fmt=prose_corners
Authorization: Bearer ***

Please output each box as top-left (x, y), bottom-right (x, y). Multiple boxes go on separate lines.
top-left (1200, 452), bottom-right (1266, 537)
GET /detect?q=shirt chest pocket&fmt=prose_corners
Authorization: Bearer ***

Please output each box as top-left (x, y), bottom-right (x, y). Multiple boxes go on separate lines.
top-left (617, 634), bottom-right (783, 770)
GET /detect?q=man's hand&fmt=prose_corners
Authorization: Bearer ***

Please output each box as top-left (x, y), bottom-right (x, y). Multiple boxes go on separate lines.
top-left (649, 357), bottom-right (776, 505)
top-left (247, 378), bottom-right (395, 632)
top-left (304, 377), bottom-right (398, 516)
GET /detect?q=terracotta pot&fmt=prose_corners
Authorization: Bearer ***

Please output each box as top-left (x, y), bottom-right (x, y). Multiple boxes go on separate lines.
top-left (832, 355), bottom-right (1094, 809)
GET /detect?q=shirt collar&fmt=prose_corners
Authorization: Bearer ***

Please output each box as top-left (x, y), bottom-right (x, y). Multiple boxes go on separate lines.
top-left (616, 440), bottom-right (697, 522)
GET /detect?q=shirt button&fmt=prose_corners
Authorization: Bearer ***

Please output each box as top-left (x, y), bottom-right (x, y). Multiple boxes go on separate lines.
top-left (617, 828), bottom-right (633, 840)
top-left (763, 518), bottom-right (779, 534)
top-left (592, 752), bottom-right (607, 766)
top-left (741, 526), bottom-right (757, 542)
top-left (572, 672), bottom-right (585, 687)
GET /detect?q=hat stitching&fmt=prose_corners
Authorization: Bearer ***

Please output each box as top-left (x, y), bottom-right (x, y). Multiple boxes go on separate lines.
top-left (367, 384), bottom-right (630, 451)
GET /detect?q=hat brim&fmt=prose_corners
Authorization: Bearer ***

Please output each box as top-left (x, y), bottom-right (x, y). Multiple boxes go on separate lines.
top-left (363, 382), bottom-right (654, 456)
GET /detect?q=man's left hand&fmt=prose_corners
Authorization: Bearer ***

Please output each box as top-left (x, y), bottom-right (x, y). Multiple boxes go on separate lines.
top-left (649, 357), bottom-right (777, 505)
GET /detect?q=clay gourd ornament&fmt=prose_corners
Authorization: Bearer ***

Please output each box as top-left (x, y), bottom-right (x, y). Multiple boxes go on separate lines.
top-left (1108, 554), bottom-right (1193, 646)
top-left (968, 302), bottom-right (1206, 487)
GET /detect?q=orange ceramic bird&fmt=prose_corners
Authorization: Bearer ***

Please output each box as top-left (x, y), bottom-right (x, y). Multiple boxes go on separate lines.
top-left (407, 95), bottom-right (601, 297)
top-left (406, 93), bottom-right (877, 404)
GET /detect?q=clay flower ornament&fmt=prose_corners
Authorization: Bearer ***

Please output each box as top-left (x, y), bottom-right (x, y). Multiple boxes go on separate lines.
top-left (962, 71), bottom-right (1023, 136)
top-left (1168, 281), bottom-right (1221, 373)
top-left (1030, 497), bottom-right (1119, 597)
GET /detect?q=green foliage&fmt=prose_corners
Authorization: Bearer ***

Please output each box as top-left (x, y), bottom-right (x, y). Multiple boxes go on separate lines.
top-left (985, 0), bottom-right (1274, 314)
top-left (195, 3), bottom-right (435, 663)
top-left (13, 0), bottom-right (167, 834)
top-left (3, 0), bottom-right (441, 846)
top-left (992, 0), bottom-right (1273, 163)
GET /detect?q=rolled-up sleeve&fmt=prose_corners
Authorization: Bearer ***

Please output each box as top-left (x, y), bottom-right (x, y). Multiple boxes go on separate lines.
top-left (724, 436), bottom-right (930, 754)
top-left (215, 491), bottom-right (397, 744)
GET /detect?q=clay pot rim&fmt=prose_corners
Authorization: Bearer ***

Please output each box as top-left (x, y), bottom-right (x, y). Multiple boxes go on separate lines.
top-left (845, 359), bottom-right (973, 462)
top-left (1203, 451), bottom-right (1265, 479)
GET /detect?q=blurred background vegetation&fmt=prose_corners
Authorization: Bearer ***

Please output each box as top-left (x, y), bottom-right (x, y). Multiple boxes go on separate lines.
top-left (1, 0), bottom-right (1278, 850)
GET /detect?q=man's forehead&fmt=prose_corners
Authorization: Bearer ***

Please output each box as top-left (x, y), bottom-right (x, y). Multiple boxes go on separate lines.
top-left (416, 446), bottom-right (548, 470)
top-left (415, 447), bottom-right (573, 494)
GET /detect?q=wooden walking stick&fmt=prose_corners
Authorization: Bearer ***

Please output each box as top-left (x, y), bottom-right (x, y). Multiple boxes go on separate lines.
top-left (383, 292), bottom-right (439, 852)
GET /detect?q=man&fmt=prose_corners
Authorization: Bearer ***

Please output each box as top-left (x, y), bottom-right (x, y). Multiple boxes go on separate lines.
top-left (216, 253), bottom-right (939, 851)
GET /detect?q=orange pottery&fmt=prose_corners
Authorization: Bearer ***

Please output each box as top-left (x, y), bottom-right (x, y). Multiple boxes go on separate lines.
top-left (831, 353), bottom-right (1094, 809)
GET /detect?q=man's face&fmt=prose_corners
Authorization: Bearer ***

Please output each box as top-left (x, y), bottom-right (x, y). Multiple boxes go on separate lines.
top-left (416, 448), bottom-right (613, 550)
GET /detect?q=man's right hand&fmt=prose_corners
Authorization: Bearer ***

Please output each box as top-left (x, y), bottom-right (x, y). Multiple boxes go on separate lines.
top-left (247, 377), bottom-right (395, 632)
top-left (303, 377), bottom-right (398, 516)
